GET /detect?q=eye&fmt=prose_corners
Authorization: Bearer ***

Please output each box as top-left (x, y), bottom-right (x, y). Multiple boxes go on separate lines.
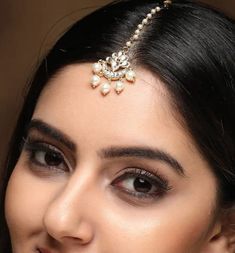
top-left (34, 147), bottom-right (64, 167)
top-left (111, 168), bottom-right (171, 203)
top-left (22, 137), bottom-right (70, 172)
top-left (120, 176), bottom-right (154, 193)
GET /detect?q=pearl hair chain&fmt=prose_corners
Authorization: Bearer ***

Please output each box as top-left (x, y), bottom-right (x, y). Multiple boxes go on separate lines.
top-left (90, 0), bottom-right (172, 95)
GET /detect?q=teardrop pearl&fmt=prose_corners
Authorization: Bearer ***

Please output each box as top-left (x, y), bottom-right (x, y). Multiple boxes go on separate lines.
top-left (125, 70), bottom-right (136, 82)
top-left (92, 62), bottom-right (102, 74)
top-left (115, 81), bottom-right (125, 94)
top-left (101, 83), bottom-right (111, 95)
top-left (91, 75), bottom-right (101, 88)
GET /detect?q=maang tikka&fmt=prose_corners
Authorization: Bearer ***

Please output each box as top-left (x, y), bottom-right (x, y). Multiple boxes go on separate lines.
top-left (90, 0), bottom-right (172, 95)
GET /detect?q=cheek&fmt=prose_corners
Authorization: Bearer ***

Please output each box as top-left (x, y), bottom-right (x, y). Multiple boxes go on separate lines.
top-left (99, 192), bottom-right (216, 253)
top-left (4, 163), bottom-right (59, 243)
top-left (100, 211), bottom-right (212, 253)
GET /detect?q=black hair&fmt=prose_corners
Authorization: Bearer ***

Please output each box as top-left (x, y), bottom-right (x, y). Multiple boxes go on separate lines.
top-left (1, 0), bottom-right (235, 251)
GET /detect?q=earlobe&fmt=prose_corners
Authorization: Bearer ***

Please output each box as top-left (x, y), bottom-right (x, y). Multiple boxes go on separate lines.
top-left (201, 209), bottom-right (235, 253)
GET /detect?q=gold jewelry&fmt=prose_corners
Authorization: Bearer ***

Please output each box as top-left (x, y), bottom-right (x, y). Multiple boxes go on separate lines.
top-left (90, 1), bottom-right (172, 95)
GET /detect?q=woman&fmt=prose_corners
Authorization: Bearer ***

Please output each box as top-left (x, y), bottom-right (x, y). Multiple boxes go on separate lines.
top-left (0, 0), bottom-right (235, 252)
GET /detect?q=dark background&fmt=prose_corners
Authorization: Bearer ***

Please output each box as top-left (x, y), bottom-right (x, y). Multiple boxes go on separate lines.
top-left (0, 0), bottom-right (234, 167)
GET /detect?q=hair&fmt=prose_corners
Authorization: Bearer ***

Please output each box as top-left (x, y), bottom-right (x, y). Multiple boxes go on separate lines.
top-left (0, 0), bottom-right (235, 251)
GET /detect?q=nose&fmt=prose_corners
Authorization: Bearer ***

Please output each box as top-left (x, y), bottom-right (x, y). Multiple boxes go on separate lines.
top-left (43, 175), bottom-right (95, 245)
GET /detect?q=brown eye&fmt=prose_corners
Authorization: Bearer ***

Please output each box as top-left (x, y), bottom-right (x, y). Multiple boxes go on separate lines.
top-left (35, 150), bottom-right (64, 167)
top-left (134, 177), bottom-right (152, 193)
top-left (23, 139), bottom-right (70, 172)
top-left (113, 174), bottom-right (160, 195)
top-left (111, 168), bottom-right (171, 202)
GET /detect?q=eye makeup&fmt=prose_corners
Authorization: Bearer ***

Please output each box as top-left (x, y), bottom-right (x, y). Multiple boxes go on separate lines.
top-left (22, 136), bottom-right (71, 174)
top-left (21, 129), bottom-right (173, 206)
top-left (111, 167), bottom-right (172, 205)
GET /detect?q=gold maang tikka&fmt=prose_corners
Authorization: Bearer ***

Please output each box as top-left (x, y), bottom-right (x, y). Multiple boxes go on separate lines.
top-left (90, 0), bottom-right (172, 95)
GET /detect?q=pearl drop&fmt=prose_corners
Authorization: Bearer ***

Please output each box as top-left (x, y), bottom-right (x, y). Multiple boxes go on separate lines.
top-left (101, 83), bottom-right (111, 95)
top-left (151, 9), bottom-right (156, 14)
top-left (91, 75), bottom-right (101, 88)
top-left (138, 24), bottom-right (143, 30)
top-left (142, 18), bottom-right (148, 25)
top-left (125, 70), bottom-right (136, 82)
top-left (115, 81), bottom-right (125, 94)
top-left (92, 62), bottom-right (102, 74)
top-left (147, 13), bottom-right (152, 19)
top-left (135, 29), bottom-right (140, 35)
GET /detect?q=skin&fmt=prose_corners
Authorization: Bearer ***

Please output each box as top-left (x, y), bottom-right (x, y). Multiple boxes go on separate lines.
top-left (5, 64), bottom-right (222, 253)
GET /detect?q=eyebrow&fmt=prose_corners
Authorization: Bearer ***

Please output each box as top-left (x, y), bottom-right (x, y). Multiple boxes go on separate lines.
top-left (99, 146), bottom-right (185, 176)
top-left (26, 119), bottom-right (77, 152)
top-left (26, 119), bottom-right (185, 176)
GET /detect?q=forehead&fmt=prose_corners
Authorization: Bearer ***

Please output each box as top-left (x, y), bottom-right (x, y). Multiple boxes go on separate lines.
top-left (33, 64), bottom-right (197, 155)
top-left (34, 64), bottom-right (179, 139)
top-left (37, 64), bottom-right (174, 121)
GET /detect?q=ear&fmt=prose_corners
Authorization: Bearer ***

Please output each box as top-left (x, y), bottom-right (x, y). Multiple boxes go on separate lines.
top-left (202, 208), bottom-right (235, 253)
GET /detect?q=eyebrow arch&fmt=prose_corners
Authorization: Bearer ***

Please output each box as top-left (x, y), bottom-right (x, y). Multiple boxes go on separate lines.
top-left (25, 119), bottom-right (77, 152)
top-left (99, 146), bottom-right (185, 176)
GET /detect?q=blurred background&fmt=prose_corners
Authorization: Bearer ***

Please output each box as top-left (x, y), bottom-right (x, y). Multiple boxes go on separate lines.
top-left (0, 0), bottom-right (235, 167)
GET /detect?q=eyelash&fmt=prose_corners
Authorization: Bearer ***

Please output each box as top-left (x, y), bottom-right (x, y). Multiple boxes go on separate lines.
top-left (111, 168), bottom-right (172, 202)
top-left (22, 137), bottom-right (70, 172)
top-left (22, 137), bottom-right (172, 202)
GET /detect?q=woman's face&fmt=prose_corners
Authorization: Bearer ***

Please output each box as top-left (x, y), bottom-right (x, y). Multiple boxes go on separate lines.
top-left (5, 64), bottom-right (220, 253)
